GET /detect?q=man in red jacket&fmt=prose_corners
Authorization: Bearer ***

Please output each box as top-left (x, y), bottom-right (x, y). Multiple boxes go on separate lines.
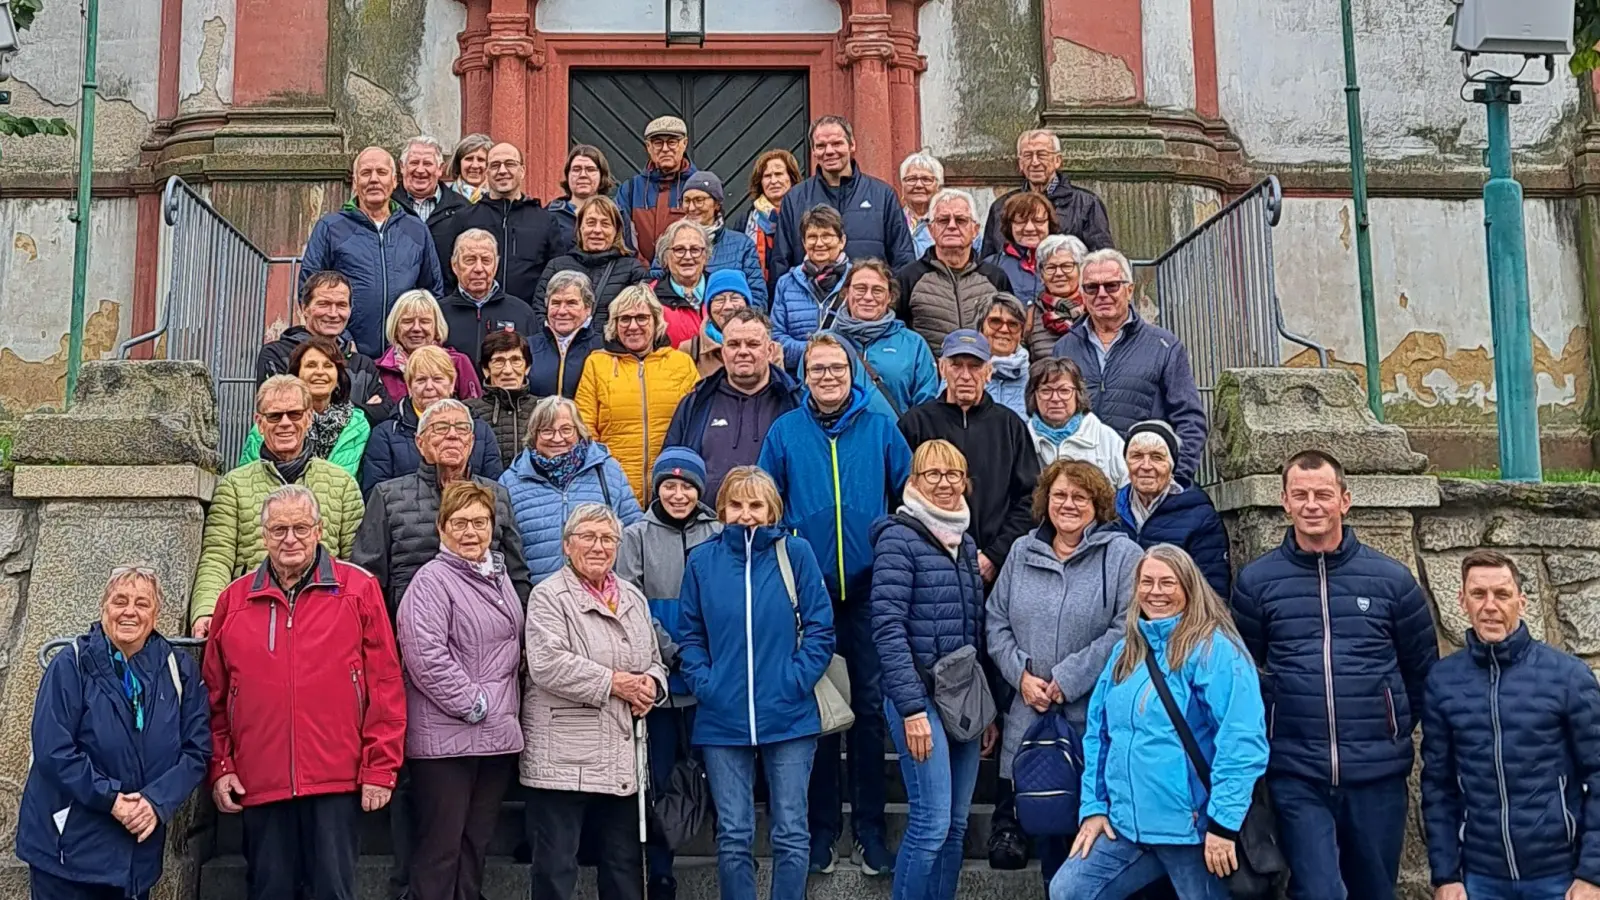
top-left (203, 483), bottom-right (406, 900)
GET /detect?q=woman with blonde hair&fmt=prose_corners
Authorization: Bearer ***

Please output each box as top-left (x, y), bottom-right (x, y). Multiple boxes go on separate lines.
top-left (575, 284), bottom-right (699, 507)
top-left (361, 350), bottom-right (502, 493)
top-left (448, 133), bottom-right (494, 202)
top-left (1051, 544), bottom-right (1267, 900)
top-left (374, 289), bottom-right (482, 402)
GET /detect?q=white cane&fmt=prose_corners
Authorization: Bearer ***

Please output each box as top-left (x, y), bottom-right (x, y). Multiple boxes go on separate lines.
top-left (634, 716), bottom-right (649, 899)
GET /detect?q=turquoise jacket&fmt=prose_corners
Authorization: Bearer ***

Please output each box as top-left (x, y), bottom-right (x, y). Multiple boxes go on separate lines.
top-left (837, 319), bottom-right (940, 417)
top-left (239, 411), bottom-right (371, 482)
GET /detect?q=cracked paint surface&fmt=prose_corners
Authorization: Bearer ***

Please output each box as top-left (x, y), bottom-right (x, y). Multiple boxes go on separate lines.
top-left (920, 0), bottom-right (1043, 159)
top-left (179, 13), bottom-right (234, 114)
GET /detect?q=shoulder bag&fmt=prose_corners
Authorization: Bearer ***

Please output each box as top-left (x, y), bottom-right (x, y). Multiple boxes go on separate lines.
top-left (775, 537), bottom-right (855, 736)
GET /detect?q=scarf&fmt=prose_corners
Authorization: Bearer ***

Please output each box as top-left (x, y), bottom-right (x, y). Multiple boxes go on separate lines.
top-left (650, 499), bottom-right (696, 530)
top-left (1037, 291), bottom-right (1085, 337)
top-left (1031, 412), bottom-right (1084, 446)
top-left (832, 306), bottom-right (897, 347)
top-left (306, 402), bottom-right (353, 461)
top-left (577, 569), bottom-right (620, 613)
top-left (669, 276), bottom-right (706, 307)
top-left (530, 439), bottom-right (591, 490)
top-left (809, 395), bottom-right (848, 432)
top-left (801, 254), bottom-right (849, 303)
top-left (109, 648), bottom-right (145, 731)
top-left (442, 545), bottom-right (501, 581)
top-left (263, 442), bottom-right (312, 484)
top-left (1004, 242), bottom-right (1038, 276)
top-left (899, 483), bottom-right (970, 560)
top-left (751, 196), bottom-right (778, 226)
top-left (1129, 480), bottom-right (1184, 529)
top-left (448, 179), bottom-right (487, 203)
top-left (990, 345), bottom-right (1031, 384)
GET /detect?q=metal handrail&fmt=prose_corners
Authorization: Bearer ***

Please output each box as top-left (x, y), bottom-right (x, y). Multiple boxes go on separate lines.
top-left (38, 635), bottom-right (207, 669)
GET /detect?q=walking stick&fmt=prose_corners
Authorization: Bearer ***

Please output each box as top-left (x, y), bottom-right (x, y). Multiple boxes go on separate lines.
top-left (635, 716), bottom-right (649, 900)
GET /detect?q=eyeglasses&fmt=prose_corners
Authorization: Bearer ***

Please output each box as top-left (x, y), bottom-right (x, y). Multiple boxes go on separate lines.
top-left (918, 469), bottom-right (965, 485)
top-left (902, 175), bottom-right (938, 187)
top-left (647, 136), bottom-right (685, 149)
top-left (670, 246), bottom-right (707, 258)
top-left (1019, 150), bottom-right (1058, 162)
top-left (1082, 281), bottom-right (1129, 296)
top-left (445, 516), bottom-right (492, 533)
top-left (569, 532), bottom-right (620, 549)
top-left (111, 565), bottom-right (157, 578)
top-left (266, 523), bottom-right (318, 541)
top-left (983, 317), bottom-right (1022, 333)
top-left (808, 364), bottom-right (850, 379)
top-left (487, 357), bottom-right (526, 370)
top-left (682, 196), bottom-right (716, 208)
top-left (1042, 263), bottom-right (1079, 276)
top-left (615, 313), bottom-right (654, 327)
top-left (932, 216), bottom-right (974, 228)
top-left (537, 425), bottom-right (578, 441)
top-left (260, 408), bottom-right (307, 423)
top-left (424, 421), bottom-right (474, 436)
top-left (1037, 386), bottom-right (1077, 399)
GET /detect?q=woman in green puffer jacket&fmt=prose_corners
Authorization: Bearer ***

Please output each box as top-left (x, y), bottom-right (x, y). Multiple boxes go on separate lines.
top-left (238, 336), bottom-right (370, 480)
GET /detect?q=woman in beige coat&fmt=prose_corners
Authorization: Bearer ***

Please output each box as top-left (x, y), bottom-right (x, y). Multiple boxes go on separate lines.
top-left (522, 502), bottom-right (668, 900)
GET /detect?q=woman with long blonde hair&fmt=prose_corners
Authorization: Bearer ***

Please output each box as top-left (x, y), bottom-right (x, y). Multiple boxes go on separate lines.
top-left (1050, 544), bottom-right (1267, 900)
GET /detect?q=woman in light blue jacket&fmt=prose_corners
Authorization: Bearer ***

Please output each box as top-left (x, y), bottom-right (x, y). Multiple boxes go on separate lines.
top-left (770, 205), bottom-right (851, 372)
top-left (1051, 544), bottom-right (1268, 900)
top-left (830, 259), bottom-right (939, 416)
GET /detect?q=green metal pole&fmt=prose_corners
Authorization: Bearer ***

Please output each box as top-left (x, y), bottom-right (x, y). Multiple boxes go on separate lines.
top-left (1340, 0), bottom-right (1383, 421)
top-left (1478, 77), bottom-right (1542, 481)
top-left (63, 0), bottom-right (98, 409)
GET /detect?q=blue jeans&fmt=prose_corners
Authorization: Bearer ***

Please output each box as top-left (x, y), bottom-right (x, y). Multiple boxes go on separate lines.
top-left (1463, 873), bottom-right (1574, 900)
top-left (885, 699), bottom-right (983, 900)
top-left (703, 737), bottom-right (818, 900)
top-left (809, 598), bottom-right (887, 844)
top-left (1048, 838), bottom-right (1227, 900)
top-left (1268, 773), bottom-right (1408, 900)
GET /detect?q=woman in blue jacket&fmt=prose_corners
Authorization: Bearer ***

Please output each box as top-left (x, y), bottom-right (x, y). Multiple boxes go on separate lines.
top-left (831, 260), bottom-right (939, 416)
top-left (871, 439), bottom-right (994, 900)
top-left (678, 466), bottom-right (836, 900)
top-left (1052, 544), bottom-right (1267, 900)
top-left (1112, 421), bottom-right (1231, 597)
top-left (770, 205), bottom-right (851, 372)
top-left (360, 345), bottom-right (503, 494)
top-left (19, 567), bottom-right (210, 900)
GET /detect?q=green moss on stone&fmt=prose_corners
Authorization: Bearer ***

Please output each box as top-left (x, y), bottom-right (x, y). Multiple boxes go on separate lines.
top-left (945, 0), bottom-right (1044, 162)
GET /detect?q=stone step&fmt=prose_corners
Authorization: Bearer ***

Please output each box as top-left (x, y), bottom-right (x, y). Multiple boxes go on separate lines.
top-left (197, 855), bottom-right (1046, 900)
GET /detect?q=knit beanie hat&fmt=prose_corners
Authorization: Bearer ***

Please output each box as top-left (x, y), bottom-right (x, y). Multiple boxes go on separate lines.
top-left (652, 446), bottom-right (708, 496)
top-left (1126, 419), bottom-right (1182, 462)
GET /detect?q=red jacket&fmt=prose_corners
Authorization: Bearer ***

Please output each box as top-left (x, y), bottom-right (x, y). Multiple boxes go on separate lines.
top-left (203, 549), bottom-right (405, 806)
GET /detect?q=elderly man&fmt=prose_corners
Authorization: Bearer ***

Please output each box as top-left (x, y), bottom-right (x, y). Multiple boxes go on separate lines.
top-left (664, 308), bottom-right (801, 499)
top-left (300, 146), bottom-right (443, 357)
top-left (895, 188), bottom-right (1012, 351)
top-left (255, 270), bottom-right (392, 423)
top-left (393, 135), bottom-right (470, 279)
top-left (980, 129), bottom-right (1112, 259)
top-left (189, 376), bottom-right (364, 638)
top-left (1049, 248), bottom-right (1207, 482)
top-left (772, 115), bottom-right (917, 281)
top-left (440, 142), bottom-right (565, 303)
top-left (438, 227), bottom-right (538, 366)
top-left (204, 484), bottom-right (405, 900)
top-left (615, 115), bottom-right (699, 266)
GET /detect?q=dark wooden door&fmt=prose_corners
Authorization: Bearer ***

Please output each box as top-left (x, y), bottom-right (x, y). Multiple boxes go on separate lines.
top-left (569, 69), bottom-right (810, 224)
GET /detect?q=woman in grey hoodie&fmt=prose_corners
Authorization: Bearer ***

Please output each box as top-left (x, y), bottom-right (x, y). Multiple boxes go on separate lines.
top-left (986, 458), bottom-right (1142, 882)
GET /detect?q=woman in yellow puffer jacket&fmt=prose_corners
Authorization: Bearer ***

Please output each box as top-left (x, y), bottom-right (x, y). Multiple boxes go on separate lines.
top-left (575, 284), bottom-right (700, 507)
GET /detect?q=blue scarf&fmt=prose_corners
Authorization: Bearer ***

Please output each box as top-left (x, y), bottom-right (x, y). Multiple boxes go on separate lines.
top-left (110, 649), bottom-right (145, 731)
top-left (1031, 412), bottom-right (1083, 445)
top-left (531, 440), bottom-right (592, 490)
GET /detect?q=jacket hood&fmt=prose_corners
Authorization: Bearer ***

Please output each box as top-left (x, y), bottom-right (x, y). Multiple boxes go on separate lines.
top-left (1134, 611), bottom-right (1181, 648)
top-left (1276, 525), bottom-right (1361, 570)
top-left (1466, 620), bottom-right (1534, 668)
top-left (78, 623), bottom-right (174, 684)
top-left (689, 364), bottom-right (801, 405)
top-left (340, 197), bottom-right (406, 225)
top-left (571, 247), bottom-right (627, 267)
top-left (715, 523), bottom-right (788, 553)
top-left (868, 510), bottom-right (967, 556)
top-left (799, 379), bottom-right (875, 437)
top-left (1034, 412), bottom-right (1113, 450)
top-left (506, 440), bottom-right (612, 484)
top-left (1020, 519), bottom-right (1126, 568)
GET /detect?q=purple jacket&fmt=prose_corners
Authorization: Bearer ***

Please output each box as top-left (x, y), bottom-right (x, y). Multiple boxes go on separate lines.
top-left (397, 549), bottom-right (525, 759)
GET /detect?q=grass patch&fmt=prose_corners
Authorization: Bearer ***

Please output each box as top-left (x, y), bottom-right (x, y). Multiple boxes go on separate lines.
top-left (1436, 467), bottom-right (1600, 484)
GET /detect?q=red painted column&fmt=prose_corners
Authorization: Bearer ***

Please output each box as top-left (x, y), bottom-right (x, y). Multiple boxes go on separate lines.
top-left (840, 4), bottom-right (898, 180)
top-left (455, 0), bottom-right (493, 135)
top-left (1040, 0), bottom-right (1143, 107)
top-left (234, 0), bottom-right (330, 105)
top-left (885, 0), bottom-right (926, 169)
top-left (1189, 0), bottom-right (1220, 119)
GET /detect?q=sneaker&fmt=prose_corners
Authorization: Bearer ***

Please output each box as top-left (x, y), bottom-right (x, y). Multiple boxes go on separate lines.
top-left (987, 825), bottom-right (1029, 871)
top-left (809, 835), bottom-right (838, 874)
top-left (853, 835), bottom-right (895, 877)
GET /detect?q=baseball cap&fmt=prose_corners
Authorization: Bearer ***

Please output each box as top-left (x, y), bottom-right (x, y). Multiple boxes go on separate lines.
top-left (644, 116), bottom-right (688, 139)
top-left (939, 329), bottom-right (992, 362)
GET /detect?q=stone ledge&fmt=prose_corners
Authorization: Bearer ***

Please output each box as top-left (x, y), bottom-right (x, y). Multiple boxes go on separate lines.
top-left (12, 465), bottom-right (216, 501)
top-left (1208, 474), bottom-right (1440, 513)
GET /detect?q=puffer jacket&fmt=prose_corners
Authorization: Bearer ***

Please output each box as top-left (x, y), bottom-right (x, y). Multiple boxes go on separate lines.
top-left (528, 322), bottom-right (603, 400)
top-left (869, 512), bottom-right (986, 720)
top-left (521, 566), bottom-right (667, 795)
top-left (499, 443), bottom-right (644, 583)
top-left (895, 247), bottom-right (1013, 351)
top-left (534, 249), bottom-right (652, 336)
top-left (1030, 412), bottom-right (1127, 485)
top-left (617, 503), bottom-right (722, 699)
top-left (299, 201), bottom-right (444, 357)
top-left (834, 319), bottom-right (940, 416)
top-left (771, 167), bottom-right (917, 280)
top-left (1231, 527), bottom-right (1439, 786)
top-left (678, 526), bottom-right (837, 747)
top-left (358, 401), bottom-right (504, 495)
top-left (190, 456), bottom-right (363, 620)
top-left (574, 344), bottom-right (700, 506)
top-left (653, 225), bottom-right (769, 310)
top-left (1079, 615), bottom-right (1268, 845)
top-left (1113, 483), bottom-right (1231, 598)
top-left (240, 408), bottom-right (370, 482)
top-left (662, 365), bottom-right (803, 500)
top-left (349, 465), bottom-right (531, 619)
top-left (770, 263), bottom-right (848, 371)
top-left (986, 521), bottom-right (1143, 777)
top-left (757, 382), bottom-right (913, 604)
top-left (397, 549), bottom-right (525, 760)
top-left (1422, 623), bottom-right (1600, 885)
top-left (393, 184), bottom-right (470, 283)
top-left (983, 244), bottom-right (1044, 307)
top-left (980, 177), bottom-right (1114, 260)
top-left (467, 385), bottom-right (539, 469)
top-left (18, 627), bottom-right (209, 897)
top-left (253, 326), bottom-right (393, 424)
top-left (374, 345), bottom-right (483, 403)
top-left (1051, 310), bottom-right (1207, 482)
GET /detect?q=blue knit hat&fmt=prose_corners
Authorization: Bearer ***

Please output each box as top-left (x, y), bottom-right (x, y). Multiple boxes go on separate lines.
top-left (705, 269), bottom-right (753, 307)
top-left (652, 446), bottom-right (708, 495)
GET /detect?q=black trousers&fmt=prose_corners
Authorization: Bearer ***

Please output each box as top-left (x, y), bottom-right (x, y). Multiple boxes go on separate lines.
top-left (527, 788), bottom-right (642, 900)
top-left (409, 755), bottom-right (516, 900)
top-left (28, 867), bottom-right (147, 900)
top-left (389, 764), bottom-right (416, 900)
top-left (242, 792), bottom-right (361, 900)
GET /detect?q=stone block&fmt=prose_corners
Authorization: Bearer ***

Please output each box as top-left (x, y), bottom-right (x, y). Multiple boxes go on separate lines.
top-left (1423, 549), bottom-right (1549, 648)
top-left (1548, 552), bottom-right (1600, 587)
top-left (1211, 367), bottom-right (1429, 480)
top-left (1209, 474), bottom-right (1439, 513)
top-left (1485, 516), bottom-right (1600, 549)
top-left (0, 509), bottom-right (28, 563)
top-left (12, 360), bottom-right (219, 471)
top-left (1416, 514), bottom-right (1487, 552)
top-left (1555, 580), bottom-right (1600, 659)
top-left (1438, 478), bottom-right (1600, 518)
top-left (1347, 508), bottom-right (1423, 577)
top-left (12, 465), bottom-right (216, 501)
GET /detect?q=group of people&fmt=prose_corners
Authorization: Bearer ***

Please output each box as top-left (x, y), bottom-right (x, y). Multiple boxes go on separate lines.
top-left (16, 109), bottom-right (1600, 900)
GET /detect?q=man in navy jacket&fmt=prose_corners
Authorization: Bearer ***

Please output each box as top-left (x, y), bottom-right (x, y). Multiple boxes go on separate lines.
top-left (771, 115), bottom-right (917, 281)
top-left (1232, 450), bottom-right (1438, 900)
top-left (1422, 549), bottom-right (1600, 900)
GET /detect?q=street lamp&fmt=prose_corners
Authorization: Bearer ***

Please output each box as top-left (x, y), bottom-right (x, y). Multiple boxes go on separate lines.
top-left (666, 0), bottom-right (705, 46)
top-left (1450, 0), bottom-right (1574, 482)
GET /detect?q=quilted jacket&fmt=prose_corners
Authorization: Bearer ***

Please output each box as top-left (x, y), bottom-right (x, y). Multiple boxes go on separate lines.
top-left (1113, 483), bottom-right (1232, 598)
top-left (358, 401), bottom-right (504, 495)
top-left (770, 264), bottom-right (848, 371)
top-left (895, 247), bottom-right (1013, 351)
top-left (574, 344), bottom-right (699, 507)
top-left (499, 443), bottom-right (643, 583)
top-left (467, 385), bottom-right (539, 471)
top-left (299, 201), bottom-right (444, 357)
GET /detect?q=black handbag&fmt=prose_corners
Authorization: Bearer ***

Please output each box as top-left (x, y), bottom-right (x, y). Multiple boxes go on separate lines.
top-left (647, 718), bottom-right (712, 851)
top-left (1142, 653), bottom-right (1286, 899)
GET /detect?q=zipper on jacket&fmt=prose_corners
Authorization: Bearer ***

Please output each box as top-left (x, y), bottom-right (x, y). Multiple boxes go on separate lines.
top-left (1318, 555), bottom-right (1340, 786)
top-left (268, 601), bottom-right (278, 653)
top-left (377, 223), bottom-right (391, 343)
top-left (743, 531), bottom-right (758, 745)
top-left (829, 438), bottom-right (845, 602)
top-left (1561, 775), bottom-right (1577, 845)
top-left (1382, 687), bottom-right (1397, 740)
top-left (638, 362), bottom-right (653, 502)
top-left (228, 683), bottom-right (239, 731)
top-left (352, 667), bottom-right (365, 728)
top-left (1490, 654), bottom-right (1519, 877)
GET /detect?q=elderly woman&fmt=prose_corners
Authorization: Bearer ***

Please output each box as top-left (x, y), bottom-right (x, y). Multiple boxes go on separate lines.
top-left (448, 133), bottom-right (493, 203)
top-left (983, 192), bottom-right (1057, 307)
top-left (901, 152), bottom-right (952, 258)
top-left (375, 289), bottom-right (483, 402)
top-left (770, 204), bottom-right (850, 372)
top-left (1027, 235), bottom-right (1088, 359)
top-left (987, 459), bottom-right (1142, 882)
top-left (1027, 357), bottom-right (1127, 484)
top-left (398, 481), bottom-right (524, 900)
top-left (738, 149), bottom-right (802, 287)
top-left (361, 345), bottom-right (503, 494)
top-left (528, 270), bottom-right (606, 401)
top-left (657, 170), bottom-right (768, 309)
top-left (522, 503), bottom-right (668, 900)
top-left (681, 269), bottom-right (757, 380)
top-left (831, 259), bottom-right (939, 415)
top-left (536, 196), bottom-right (650, 336)
top-left (1052, 545), bottom-right (1266, 900)
top-left (501, 395), bottom-right (642, 583)
top-left (678, 466), bottom-right (836, 900)
top-left (547, 145), bottom-right (618, 248)
top-left (975, 293), bottom-right (1032, 419)
top-left (871, 440), bottom-right (995, 900)
top-left (466, 329), bottom-right (537, 469)
top-left (575, 285), bottom-right (699, 507)
top-left (20, 566), bottom-right (210, 900)
top-left (1112, 421), bottom-right (1231, 597)
top-left (652, 219), bottom-right (713, 346)
top-left (239, 335), bottom-right (370, 479)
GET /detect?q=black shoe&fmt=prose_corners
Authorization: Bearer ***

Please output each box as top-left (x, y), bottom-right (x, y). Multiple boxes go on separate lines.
top-left (648, 875), bottom-right (678, 900)
top-left (987, 826), bottom-right (1029, 871)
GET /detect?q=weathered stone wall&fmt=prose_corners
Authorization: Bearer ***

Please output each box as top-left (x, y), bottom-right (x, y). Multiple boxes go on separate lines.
top-left (0, 475), bottom-right (41, 895)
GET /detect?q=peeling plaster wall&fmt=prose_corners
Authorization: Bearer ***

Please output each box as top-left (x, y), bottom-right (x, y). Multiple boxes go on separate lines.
top-left (919, 0), bottom-right (1042, 160)
top-left (332, 0), bottom-right (429, 151)
top-left (417, 0), bottom-right (465, 145)
top-left (1274, 197), bottom-right (1589, 425)
top-left (1212, 0), bottom-right (1578, 165)
top-left (178, 0), bottom-right (235, 115)
top-left (1141, 0), bottom-right (1195, 111)
top-left (0, 199), bottom-right (137, 414)
top-left (536, 0), bottom-right (840, 33)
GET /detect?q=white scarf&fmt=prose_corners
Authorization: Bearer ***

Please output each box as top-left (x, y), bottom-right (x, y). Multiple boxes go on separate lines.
top-left (898, 483), bottom-right (970, 559)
